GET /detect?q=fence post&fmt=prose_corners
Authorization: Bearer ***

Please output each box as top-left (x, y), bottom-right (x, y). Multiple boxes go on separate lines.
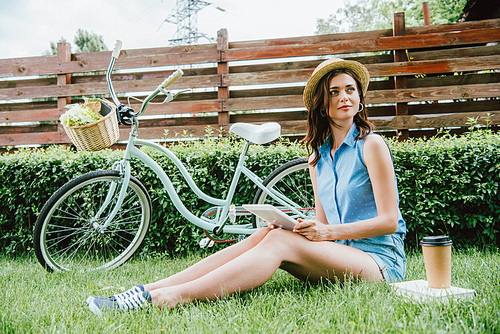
top-left (393, 12), bottom-right (409, 141)
top-left (423, 2), bottom-right (431, 25)
top-left (56, 42), bottom-right (72, 109)
top-left (217, 28), bottom-right (230, 126)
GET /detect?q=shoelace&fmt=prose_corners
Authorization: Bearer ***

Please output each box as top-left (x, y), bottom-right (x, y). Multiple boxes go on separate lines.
top-left (113, 285), bottom-right (143, 301)
top-left (115, 293), bottom-right (147, 310)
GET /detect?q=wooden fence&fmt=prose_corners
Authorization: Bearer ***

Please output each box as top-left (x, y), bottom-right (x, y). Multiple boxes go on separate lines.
top-left (1, 14), bottom-right (499, 149)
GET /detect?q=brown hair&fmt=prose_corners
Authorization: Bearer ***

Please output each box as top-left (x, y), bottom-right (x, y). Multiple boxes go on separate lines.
top-left (303, 68), bottom-right (374, 166)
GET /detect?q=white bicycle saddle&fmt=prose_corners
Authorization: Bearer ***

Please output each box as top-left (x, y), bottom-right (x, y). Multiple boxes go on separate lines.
top-left (229, 122), bottom-right (281, 145)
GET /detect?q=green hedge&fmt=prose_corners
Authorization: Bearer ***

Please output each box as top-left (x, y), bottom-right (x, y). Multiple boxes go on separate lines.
top-left (390, 128), bottom-right (500, 249)
top-left (1, 129), bottom-right (499, 256)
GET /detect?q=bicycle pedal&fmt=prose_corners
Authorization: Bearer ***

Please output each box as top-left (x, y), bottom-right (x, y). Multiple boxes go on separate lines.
top-left (229, 204), bottom-right (236, 223)
top-left (199, 238), bottom-right (215, 249)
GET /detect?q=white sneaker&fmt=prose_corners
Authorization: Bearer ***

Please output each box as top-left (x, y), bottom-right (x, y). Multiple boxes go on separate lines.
top-left (86, 291), bottom-right (151, 316)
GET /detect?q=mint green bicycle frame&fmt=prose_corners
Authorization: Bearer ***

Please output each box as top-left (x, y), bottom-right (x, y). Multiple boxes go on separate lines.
top-left (102, 129), bottom-right (306, 236)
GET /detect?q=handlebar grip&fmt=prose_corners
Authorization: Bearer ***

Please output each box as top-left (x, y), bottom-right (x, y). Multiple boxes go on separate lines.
top-left (112, 40), bottom-right (122, 59)
top-left (161, 69), bottom-right (184, 89)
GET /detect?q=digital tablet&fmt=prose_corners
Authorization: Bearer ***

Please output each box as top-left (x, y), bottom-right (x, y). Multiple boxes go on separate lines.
top-left (243, 204), bottom-right (297, 231)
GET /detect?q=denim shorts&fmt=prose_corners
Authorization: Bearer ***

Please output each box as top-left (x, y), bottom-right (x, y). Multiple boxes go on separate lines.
top-left (341, 234), bottom-right (406, 282)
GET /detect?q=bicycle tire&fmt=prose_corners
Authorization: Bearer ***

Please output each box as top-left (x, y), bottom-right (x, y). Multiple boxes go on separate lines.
top-left (251, 157), bottom-right (316, 228)
top-left (34, 170), bottom-right (152, 272)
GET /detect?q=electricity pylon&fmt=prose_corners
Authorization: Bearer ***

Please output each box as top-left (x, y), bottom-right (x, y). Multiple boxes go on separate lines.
top-left (164, 0), bottom-right (212, 45)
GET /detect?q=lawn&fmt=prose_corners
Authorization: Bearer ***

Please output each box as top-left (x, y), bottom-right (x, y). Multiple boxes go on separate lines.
top-left (1, 248), bottom-right (499, 333)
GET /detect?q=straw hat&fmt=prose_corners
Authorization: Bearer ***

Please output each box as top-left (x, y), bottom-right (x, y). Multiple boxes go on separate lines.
top-left (303, 58), bottom-right (370, 111)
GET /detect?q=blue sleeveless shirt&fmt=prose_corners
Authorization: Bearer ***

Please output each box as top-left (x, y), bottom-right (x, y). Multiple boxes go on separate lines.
top-left (315, 123), bottom-right (406, 248)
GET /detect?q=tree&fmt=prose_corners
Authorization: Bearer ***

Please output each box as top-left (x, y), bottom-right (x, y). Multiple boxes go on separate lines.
top-left (43, 29), bottom-right (108, 55)
top-left (315, 0), bottom-right (467, 34)
top-left (73, 29), bottom-right (108, 53)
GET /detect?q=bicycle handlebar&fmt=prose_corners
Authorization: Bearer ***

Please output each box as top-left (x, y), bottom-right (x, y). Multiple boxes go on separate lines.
top-left (134, 69), bottom-right (184, 118)
top-left (112, 40), bottom-right (122, 59)
top-left (161, 69), bottom-right (184, 89)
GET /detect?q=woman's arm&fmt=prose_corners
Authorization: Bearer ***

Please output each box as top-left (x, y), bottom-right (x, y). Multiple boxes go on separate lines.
top-left (295, 135), bottom-right (399, 241)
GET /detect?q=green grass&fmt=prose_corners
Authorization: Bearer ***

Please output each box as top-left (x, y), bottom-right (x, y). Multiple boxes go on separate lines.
top-left (1, 248), bottom-right (499, 333)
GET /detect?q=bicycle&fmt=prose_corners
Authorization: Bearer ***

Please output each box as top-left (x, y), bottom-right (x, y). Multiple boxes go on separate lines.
top-left (33, 40), bottom-right (315, 272)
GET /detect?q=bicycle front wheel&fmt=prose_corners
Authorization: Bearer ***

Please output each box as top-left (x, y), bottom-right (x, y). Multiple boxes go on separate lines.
top-left (34, 170), bottom-right (152, 272)
top-left (252, 157), bottom-right (316, 228)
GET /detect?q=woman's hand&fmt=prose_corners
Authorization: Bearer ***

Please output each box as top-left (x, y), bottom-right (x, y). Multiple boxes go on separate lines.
top-left (293, 218), bottom-right (332, 241)
top-left (267, 222), bottom-right (280, 230)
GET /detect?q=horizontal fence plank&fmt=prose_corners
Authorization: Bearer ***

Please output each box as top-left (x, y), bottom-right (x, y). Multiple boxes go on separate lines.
top-left (0, 55), bottom-right (57, 68)
top-left (0, 43), bottom-right (218, 76)
top-left (70, 66), bottom-right (217, 85)
top-left (0, 49), bottom-right (219, 78)
top-left (372, 111), bottom-right (500, 130)
top-left (73, 43), bottom-right (217, 61)
top-left (0, 74), bottom-right (220, 100)
top-left (369, 99), bottom-right (500, 117)
top-left (138, 99), bottom-right (221, 116)
top-left (0, 100), bottom-right (56, 112)
top-left (224, 95), bottom-right (303, 112)
top-left (231, 111), bottom-right (306, 123)
top-left (405, 18), bottom-right (500, 35)
top-left (0, 108), bottom-right (61, 123)
top-left (368, 83), bottom-right (500, 104)
top-left (0, 128), bottom-right (68, 147)
top-left (409, 44), bottom-right (500, 61)
top-left (0, 76), bottom-right (56, 90)
top-left (0, 122), bottom-right (56, 135)
top-left (276, 120), bottom-right (308, 136)
top-left (229, 29), bottom-right (393, 48)
top-left (223, 69), bottom-right (310, 86)
top-left (406, 72), bottom-right (500, 89)
top-left (366, 55), bottom-right (500, 77)
top-left (139, 115), bottom-right (218, 128)
top-left (223, 27), bottom-right (500, 61)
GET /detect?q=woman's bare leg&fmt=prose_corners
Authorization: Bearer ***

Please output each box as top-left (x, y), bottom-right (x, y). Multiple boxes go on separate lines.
top-left (144, 227), bottom-right (272, 291)
top-left (149, 229), bottom-right (382, 309)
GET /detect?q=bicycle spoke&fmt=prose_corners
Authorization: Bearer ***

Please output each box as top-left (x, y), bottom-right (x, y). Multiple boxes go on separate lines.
top-left (45, 223), bottom-right (88, 234)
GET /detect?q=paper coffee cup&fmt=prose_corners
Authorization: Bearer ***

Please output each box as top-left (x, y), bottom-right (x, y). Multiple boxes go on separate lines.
top-left (420, 235), bottom-right (453, 289)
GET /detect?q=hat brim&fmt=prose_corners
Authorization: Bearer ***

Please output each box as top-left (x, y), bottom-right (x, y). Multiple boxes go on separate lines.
top-left (303, 58), bottom-right (370, 111)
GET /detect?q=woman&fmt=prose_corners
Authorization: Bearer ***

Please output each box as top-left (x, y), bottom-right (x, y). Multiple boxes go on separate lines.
top-left (87, 58), bottom-right (406, 316)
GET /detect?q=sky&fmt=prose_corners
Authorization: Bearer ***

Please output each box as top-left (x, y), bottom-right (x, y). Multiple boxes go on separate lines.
top-left (0, 0), bottom-right (343, 59)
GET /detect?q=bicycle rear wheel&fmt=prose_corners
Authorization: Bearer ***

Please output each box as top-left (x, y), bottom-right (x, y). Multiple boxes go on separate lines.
top-left (252, 157), bottom-right (316, 228)
top-left (34, 170), bottom-right (151, 272)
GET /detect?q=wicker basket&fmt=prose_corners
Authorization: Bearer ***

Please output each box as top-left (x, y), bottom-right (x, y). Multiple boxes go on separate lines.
top-left (62, 100), bottom-right (120, 151)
